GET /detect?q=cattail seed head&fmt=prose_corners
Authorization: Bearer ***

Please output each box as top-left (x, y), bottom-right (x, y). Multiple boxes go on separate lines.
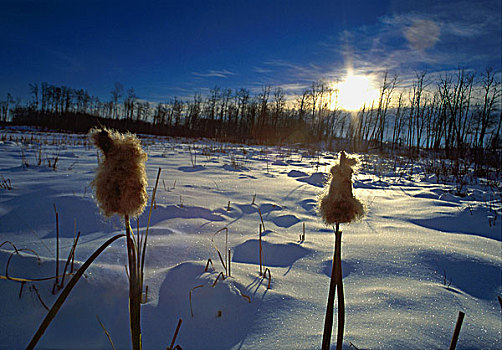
top-left (90, 128), bottom-right (148, 218)
top-left (318, 151), bottom-right (365, 225)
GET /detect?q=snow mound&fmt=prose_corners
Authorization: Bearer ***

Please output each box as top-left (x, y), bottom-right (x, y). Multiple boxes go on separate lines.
top-left (296, 172), bottom-right (327, 187)
top-left (233, 240), bottom-right (310, 267)
top-left (178, 165), bottom-right (206, 172)
top-left (409, 205), bottom-right (501, 241)
top-left (419, 250), bottom-right (502, 300)
top-left (272, 214), bottom-right (301, 228)
top-left (144, 262), bottom-right (257, 349)
top-left (287, 170), bottom-right (308, 178)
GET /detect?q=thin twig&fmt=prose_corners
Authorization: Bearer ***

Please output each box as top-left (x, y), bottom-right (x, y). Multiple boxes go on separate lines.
top-left (263, 268), bottom-right (271, 289)
top-left (53, 205), bottom-right (59, 292)
top-left (168, 319), bottom-right (183, 350)
top-left (448, 311), bottom-right (465, 350)
top-left (258, 208), bottom-right (266, 231)
top-left (204, 258), bottom-right (213, 272)
top-left (96, 315), bottom-right (116, 350)
top-left (31, 285), bottom-right (50, 311)
top-left (59, 232), bottom-right (81, 290)
top-left (141, 168), bottom-right (161, 281)
top-left (212, 272), bottom-right (225, 287)
top-left (259, 224), bottom-right (263, 276)
top-left (211, 228), bottom-right (228, 273)
top-left (19, 281), bottom-right (26, 299)
top-left (189, 285), bottom-right (204, 318)
top-left (228, 249), bottom-right (231, 277)
top-left (0, 240), bottom-right (19, 252)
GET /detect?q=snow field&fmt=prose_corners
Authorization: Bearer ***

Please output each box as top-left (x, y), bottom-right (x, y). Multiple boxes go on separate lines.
top-left (0, 129), bottom-right (500, 349)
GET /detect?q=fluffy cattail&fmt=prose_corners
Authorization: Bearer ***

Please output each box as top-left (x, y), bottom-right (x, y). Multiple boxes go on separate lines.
top-left (318, 151), bottom-right (364, 225)
top-left (90, 128), bottom-right (148, 218)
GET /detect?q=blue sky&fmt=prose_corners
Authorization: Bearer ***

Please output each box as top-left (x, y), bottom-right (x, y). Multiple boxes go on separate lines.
top-left (1, 0), bottom-right (500, 103)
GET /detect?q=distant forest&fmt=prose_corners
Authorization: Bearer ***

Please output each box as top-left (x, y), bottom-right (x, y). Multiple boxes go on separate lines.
top-left (1, 68), bottom-right (501, 163)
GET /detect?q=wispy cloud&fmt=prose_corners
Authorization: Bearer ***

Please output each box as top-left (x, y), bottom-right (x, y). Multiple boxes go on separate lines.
top-left (269, 0), bottom-right (500, 90)
top-left (265, 60), bottom-right (325, 78)
top-left (404, 19), bottom-right (440, 51)
top-left (351, 0), bottom-right (501, 73)
top-left (253, 66), bottom-right (274, 74)
top-left (192, 69), bottom-right (235, 78)
top-left (41, 46), bottom-right (84, 73)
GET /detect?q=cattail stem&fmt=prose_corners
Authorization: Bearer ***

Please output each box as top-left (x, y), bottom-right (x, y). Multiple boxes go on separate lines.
top-left (335, 227), bottom-right (344, 350)
top-left (322, 223), bottom-right (344, 350)
top-left (125, 215), bottom-right (142, 350)
top-left (259, 224), bottom-right (263, 276)
top-left (225, 226), bottom-right (228, 276)
top-left (228, 249), bottom-right (231, 277)
top-left (54, 207), bottom-right (59, 292)
top-left (449, 311), bottom-right (465, 350)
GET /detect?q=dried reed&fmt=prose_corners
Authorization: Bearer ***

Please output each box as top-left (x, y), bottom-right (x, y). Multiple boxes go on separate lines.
top-left (90, 128), bottom-right (159, 350)
top-left (320, 151), bottom-right (365, 350)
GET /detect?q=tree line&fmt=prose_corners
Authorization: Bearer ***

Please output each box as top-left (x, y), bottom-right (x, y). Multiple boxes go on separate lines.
top-left (2, 68), bottom-right (501, 161)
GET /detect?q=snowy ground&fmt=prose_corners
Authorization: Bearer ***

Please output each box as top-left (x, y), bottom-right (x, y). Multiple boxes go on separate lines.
top-left (0, 128), bottom-right (501, 350)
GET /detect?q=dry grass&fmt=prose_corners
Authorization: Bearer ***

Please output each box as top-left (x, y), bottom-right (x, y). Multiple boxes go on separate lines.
top-left (0, 176), bottom-right (12, 190)
top-left (96, 315), bottom-right (116, 350)
top-left (26, 233), bottom-right (126, 350)
top-left (168, 319), bottom-right (183, 350)
top-left (211, 227), bottom-right (229, 276)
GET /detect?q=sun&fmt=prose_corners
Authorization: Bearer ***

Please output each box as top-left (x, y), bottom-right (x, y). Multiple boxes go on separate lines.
top-left (331, 74), bottom-right (380, 112)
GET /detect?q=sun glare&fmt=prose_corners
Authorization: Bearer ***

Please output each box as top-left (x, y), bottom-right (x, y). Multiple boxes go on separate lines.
top-left (332, 74), bottom-right (380, 112)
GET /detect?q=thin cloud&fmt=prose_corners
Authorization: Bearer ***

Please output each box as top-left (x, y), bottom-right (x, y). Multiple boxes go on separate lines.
top-left (264, 59), bottom-right (332, 82)
top-left (275, 82), bottom-right (311, 92)
top-left (192, 69), bottom-right (235, 78)
top-left (404, 19), bottom-right (440, 51)
top-left (253, 66), bottom-right (274, 74)
top-left (329, 1), bottom-right (499, 84)
top-left (42, 46), bottom-right (84, 73)
top-left (256, 0), bottom-right (494, 94)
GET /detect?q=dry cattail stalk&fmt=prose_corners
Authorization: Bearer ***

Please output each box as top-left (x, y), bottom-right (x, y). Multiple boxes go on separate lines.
top-left (89, 128), bottom-right (149, 350)
top-left (318, 151), bottom-right (364, 225)
top-left (90, 128), bottom-right (148, 218)
top-left (320, 151), bottom-right (365, 350)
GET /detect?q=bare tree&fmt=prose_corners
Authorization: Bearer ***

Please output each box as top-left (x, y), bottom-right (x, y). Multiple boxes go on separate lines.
top-left (0, 93), bottom-right (14, 122)
top-left (186, 93), bottom-right (202, 131)
top-left (407, 71), bottom-right (428, 152)
top-left (438, 69), bottom-right (475, 155)
top-left (124, 88), bottom-right (137, 120)
top-left (424, 92), bottom-right (441, 150)
top-left (233, 88), bottom-right (250, 136)
top-left (475, 68), bottom-right (501, 149)
top-left (391, 91), bottom-right (406, 150)
top-left (29, 83), bottom-right (39, 110)
top-left (255, 85), bottom-right (271, 140)
top-left (296, 89), bottom-right (311, 124)
top-left (370, 72), bottom-right (398, 148)
top-left (111, 83), bottom-right (124, 119)
top-left (171, 97), bottom-right (184, 128)
top-left (272, 87), bottom-right (285, 129)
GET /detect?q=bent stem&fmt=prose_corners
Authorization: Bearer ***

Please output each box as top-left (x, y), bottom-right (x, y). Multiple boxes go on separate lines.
top-left (321, 223), bottom-right (344, 350)
top-left (27, 234), bottom-right (125, 350)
